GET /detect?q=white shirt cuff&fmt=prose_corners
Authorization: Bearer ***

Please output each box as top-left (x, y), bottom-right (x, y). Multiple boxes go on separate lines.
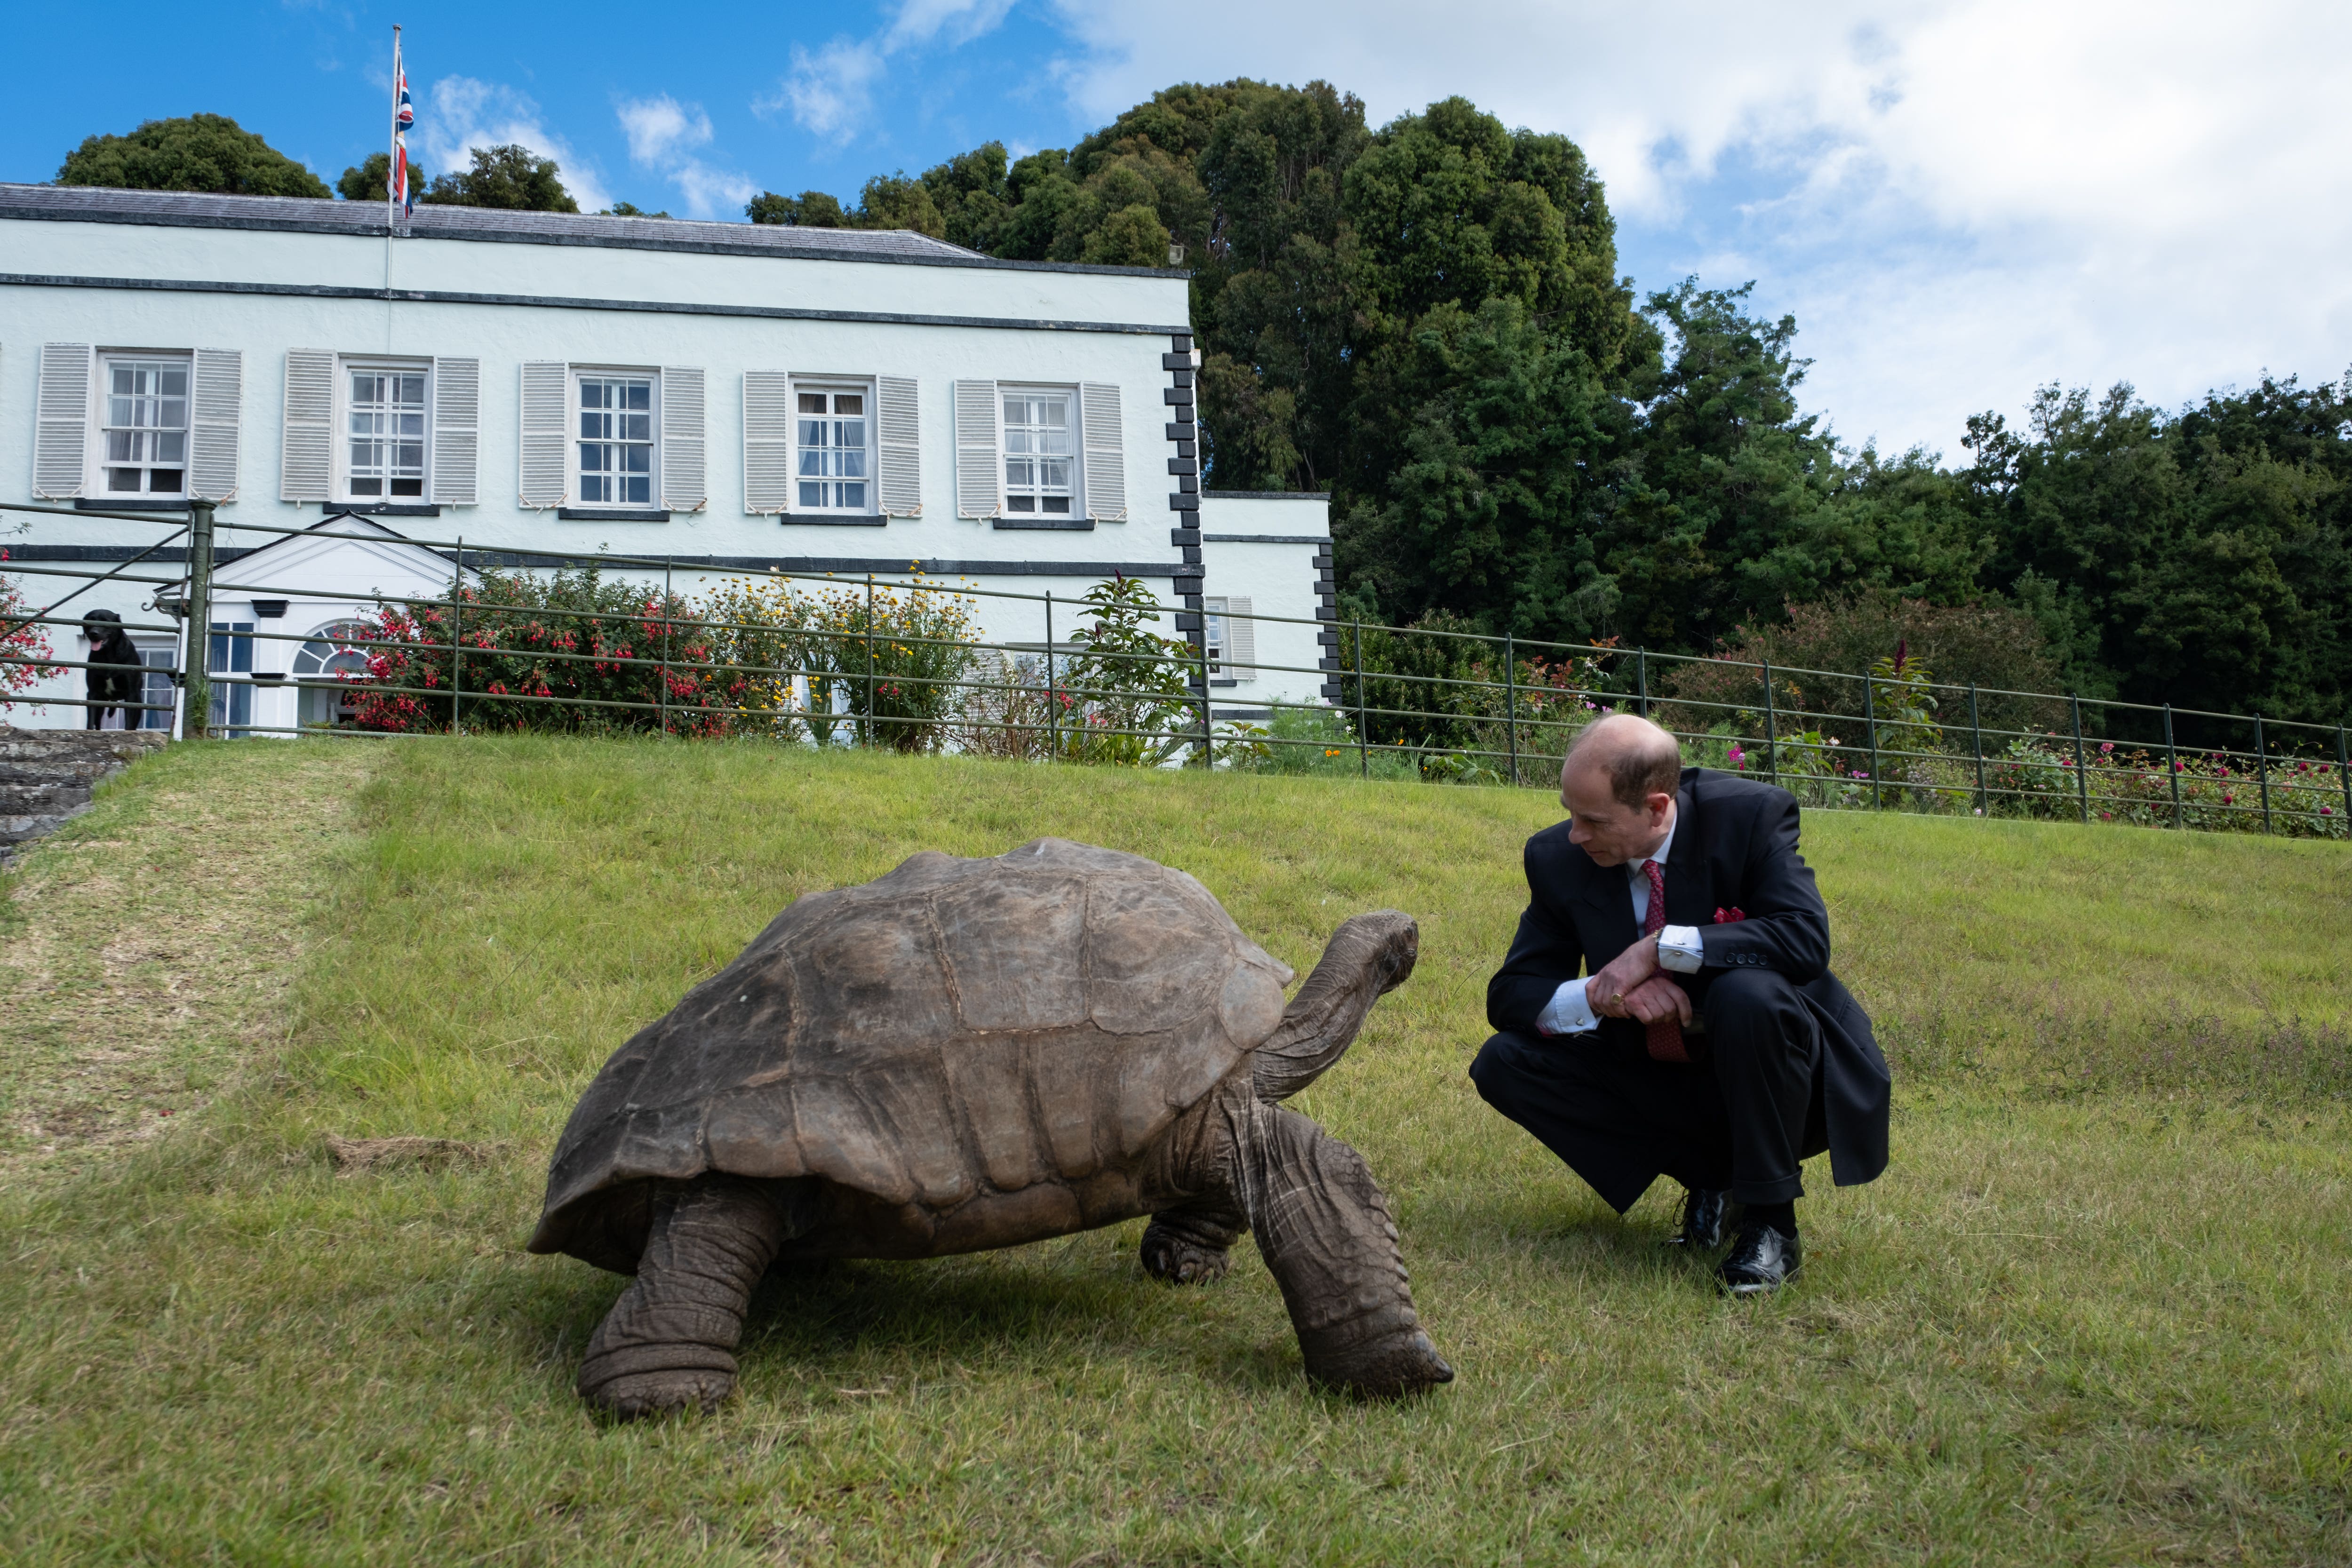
top-left (1537, 977), bottom-right (1601, 1035)
top-left (1657, 925), bottom-right (1705, 974)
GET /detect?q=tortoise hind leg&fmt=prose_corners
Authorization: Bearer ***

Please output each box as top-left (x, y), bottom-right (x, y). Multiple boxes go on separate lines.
top-left (576, 1176), bottom-right (797, 1420)
top-left (1140, 1198), bottom-right (1245, 1285)
top-left (1236, 1100), bottom-right (1452, 1396)
top-left (1252, 912), bottom-right (1418, 1103)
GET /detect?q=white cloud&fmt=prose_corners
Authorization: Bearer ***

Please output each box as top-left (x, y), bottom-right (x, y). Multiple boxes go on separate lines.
top-left (615, 94), bottom-right (757, 218)
top-left (418, 76), bottom-right (612, 215)
top-left (766, 39), bottom-right (889, 143)
top-left (886, 0), bottom-right (1019, 49)
top-left (617, 95), bottom-right (711, 167)
top-left (758, 0), bottom-right (1018, 146)
top-left (1030, 0), bottom-right (2352, 453)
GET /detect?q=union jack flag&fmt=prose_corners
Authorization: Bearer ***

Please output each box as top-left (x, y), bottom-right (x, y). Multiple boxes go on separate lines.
top-left (391, 34), bottom-right (416, 219)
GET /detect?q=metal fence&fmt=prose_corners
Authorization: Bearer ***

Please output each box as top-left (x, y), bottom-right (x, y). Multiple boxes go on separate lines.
top-left (4, 500), bottom-right (2348, 841)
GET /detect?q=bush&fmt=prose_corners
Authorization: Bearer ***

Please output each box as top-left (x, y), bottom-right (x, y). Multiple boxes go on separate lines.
top-left (1662, 590), bottom-right (2067, 745)
top-left (0, 554), bottom-right (59, 711)
top-left (346, 566), bottom-right (711, 735)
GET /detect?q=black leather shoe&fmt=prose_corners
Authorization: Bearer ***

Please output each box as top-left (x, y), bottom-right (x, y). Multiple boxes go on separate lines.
top-left (1716, 1224), bottom-right (1802, 1296)
top-left (1666, 1187), bottom-right (1740, 1250)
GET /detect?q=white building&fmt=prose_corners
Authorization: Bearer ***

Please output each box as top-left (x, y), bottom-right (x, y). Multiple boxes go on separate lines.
top-left (0, 184), bottom-right (1339, 734)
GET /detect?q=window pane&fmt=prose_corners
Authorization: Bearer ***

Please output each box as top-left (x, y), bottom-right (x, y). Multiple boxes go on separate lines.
top-left (799, 393), bottom-right (827, 414)
top-left (841, 482), bottom-right (865, 508)
top-left (834, 394), bottom-right (863, 415)
top-left (159, 367), bottom-right (187, 397)
top-left (799, 481), bottom-right (824, 508)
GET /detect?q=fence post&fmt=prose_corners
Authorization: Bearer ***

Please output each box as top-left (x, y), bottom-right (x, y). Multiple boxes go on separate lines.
top-left (2338, 723), bottom-right (2350, 835)
top-left (181, 500), bottom-right (215, 740)
top-left (863, 573), bottom-right (876, 749)
top-left (1762, 659), bottom-right (1778, 788)
top-left (450, 536), bottom-right (464, 736)
top-left (2069, 693), bottom-right (2088, 824)
top-left (1352, 621), bottom-right (1368, 779)
top-left (1968, 683), bottom-right (1985, 815)
top-left (1196, 614), bottom-right (1213, 768)
top-left (660, 555), bottom-right (673, 738)
top-left (2163, 703), bottom-right (2181, 830)
top-left (1635, 648), bottom-right (1648, 718)
top-left (1863, 672), bottom-right (1879, 811)
top-left (2254, 713), bottom-right (2270, 835)
top-left (1043, 589), bottom-right (1057, 760)
top-left (1504, 631), bottom-right (1519, 787)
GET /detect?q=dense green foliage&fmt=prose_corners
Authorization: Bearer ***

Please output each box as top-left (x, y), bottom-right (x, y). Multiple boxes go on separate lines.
top-left (334, 150), bottom-right (424, 204)
top-left (421, 143), bottom-right (578, 212)
top-left (56, 114), bottom-right (329, 198)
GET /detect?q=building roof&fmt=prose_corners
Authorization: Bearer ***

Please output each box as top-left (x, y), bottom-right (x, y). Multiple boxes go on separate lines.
top-left (0, 183), bottom-right (1174, 277)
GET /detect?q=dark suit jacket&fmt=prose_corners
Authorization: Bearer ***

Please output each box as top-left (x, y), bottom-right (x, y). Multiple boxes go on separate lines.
top-left (1485, 766), bottom-right (1890, 1188)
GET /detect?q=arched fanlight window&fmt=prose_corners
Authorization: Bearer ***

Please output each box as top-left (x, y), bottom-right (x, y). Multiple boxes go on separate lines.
top-left (292, 619), bottom-right (376, 726)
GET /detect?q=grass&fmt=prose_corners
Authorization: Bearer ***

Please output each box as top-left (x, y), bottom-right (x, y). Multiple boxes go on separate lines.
top-left (2, 735), bottom-right (2349, 1565)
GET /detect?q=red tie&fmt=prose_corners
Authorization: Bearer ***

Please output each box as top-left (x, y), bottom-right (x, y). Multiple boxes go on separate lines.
top-left (1642, 859), bottom-right (1689, 1063)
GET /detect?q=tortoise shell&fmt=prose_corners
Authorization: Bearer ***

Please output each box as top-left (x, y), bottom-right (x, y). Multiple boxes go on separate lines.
top-left (528, 838), bottom-right (1295, 1270)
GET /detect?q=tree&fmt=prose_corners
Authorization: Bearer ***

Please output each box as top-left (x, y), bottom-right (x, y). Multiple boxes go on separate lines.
top-left (424, 145), bottom-right (578, 212)
top-left (601, 201), bottom-right (671, 218)
top-left (58, 114), bottom-right (329, 198)
top-left (335, 151), bottom-right (430, 204)
top-left (850, 172), bottom-right (944, 236)
top-left (746, 190), bottom-right (845, 226)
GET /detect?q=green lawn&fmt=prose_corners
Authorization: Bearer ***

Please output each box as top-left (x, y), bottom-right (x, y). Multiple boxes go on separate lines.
top-left (3, 737), bottom-right (2349, 1565)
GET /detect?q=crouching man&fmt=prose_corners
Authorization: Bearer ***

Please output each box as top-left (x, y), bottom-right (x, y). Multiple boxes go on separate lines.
top-left (1469, 714), bottom-right (1890, 1294)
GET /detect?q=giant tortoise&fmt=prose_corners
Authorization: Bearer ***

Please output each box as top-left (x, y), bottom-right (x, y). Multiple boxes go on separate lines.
top-left (528, 837), bottom-right (1451, 1417)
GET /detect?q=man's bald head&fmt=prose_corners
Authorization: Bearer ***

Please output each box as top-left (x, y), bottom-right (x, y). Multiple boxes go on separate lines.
top-left (1562, 713), bottom-right (1682, 809)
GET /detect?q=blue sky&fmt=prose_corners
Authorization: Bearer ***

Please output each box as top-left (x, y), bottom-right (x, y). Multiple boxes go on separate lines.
top-left (9, 0), bottom-right (2347, 458)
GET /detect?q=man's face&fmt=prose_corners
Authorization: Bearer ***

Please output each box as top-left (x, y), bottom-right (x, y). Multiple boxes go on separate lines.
top-left (1562, 763), bottom-right (1674, 868)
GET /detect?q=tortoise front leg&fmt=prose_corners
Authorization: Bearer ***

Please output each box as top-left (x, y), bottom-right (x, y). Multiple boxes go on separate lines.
top-left (1236, 1100), bottom-right (1452, 1397)
top-left (575, 1176), bottom-right (795, 1420)
top-left (1140, 1198), bottom-right (1245, 1285)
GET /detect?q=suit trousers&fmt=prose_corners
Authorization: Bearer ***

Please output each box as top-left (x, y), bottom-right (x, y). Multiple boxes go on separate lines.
top-left (1470, 969), bottom-right (1830, 1212)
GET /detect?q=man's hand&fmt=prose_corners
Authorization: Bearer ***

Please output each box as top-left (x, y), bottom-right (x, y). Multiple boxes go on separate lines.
top-left (1616, 973), bottom-right (1692, 1027)
top-left (1585, 934), bottom-right (1661, 1018)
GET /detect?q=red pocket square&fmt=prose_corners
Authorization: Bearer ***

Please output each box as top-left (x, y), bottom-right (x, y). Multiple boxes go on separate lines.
top-left (1714, 906), bottom-right (1746, 923)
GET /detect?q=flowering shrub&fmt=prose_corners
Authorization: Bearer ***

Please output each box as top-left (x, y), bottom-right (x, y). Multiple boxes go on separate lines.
top-left (0, 552), bottom-right (59, 710)
top-left (346, 566), bottom-right (715, 734)
top-left (1988, 738), bottom-right (2349, 838)
top-left (1048, 573), bottom-right (1201, 766)
top-left (702, 574), bottom-right (980, 752)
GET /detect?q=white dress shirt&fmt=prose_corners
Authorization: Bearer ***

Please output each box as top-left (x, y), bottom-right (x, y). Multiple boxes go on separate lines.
top-left (1536, 812), bottom-right (1706, 1036)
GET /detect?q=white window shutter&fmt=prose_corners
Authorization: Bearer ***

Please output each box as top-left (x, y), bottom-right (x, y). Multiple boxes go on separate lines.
top-left (519, 361), bottom-right (568, 509)
top-left (279, 349), bottom-right (334, 501)
top-left (1080, 381), bottom-right (1125, 521)
top-left (877, 374), bottom-right (920, 516)
top-left (954, 379), bottom-right (999, 518)
top-left (743, 371), bottom-right (793, 513)
top-left (34, 343), bottom-right (91, 500)
top-left (432, 356), bottom-right (479, 505)
top-left (1225, 595), bottom-right (1256, 681)
top-left (190, 349), bottom-right (242, 501)
top-left (660, 365), bottom-right (706, 512)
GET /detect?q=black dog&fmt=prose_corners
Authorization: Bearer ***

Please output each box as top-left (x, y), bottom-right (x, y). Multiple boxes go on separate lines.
top-left (82, 609), bottom-right (146, 729)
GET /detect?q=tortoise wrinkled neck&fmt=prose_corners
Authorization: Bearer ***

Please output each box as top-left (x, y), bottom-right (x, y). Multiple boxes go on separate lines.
top-left (1252, 911), bottom-right (1418, 1104)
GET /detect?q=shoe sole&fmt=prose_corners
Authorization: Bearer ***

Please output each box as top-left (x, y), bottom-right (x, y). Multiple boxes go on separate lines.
top-left (1718, 1263), bottom-right (1800, 1297)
